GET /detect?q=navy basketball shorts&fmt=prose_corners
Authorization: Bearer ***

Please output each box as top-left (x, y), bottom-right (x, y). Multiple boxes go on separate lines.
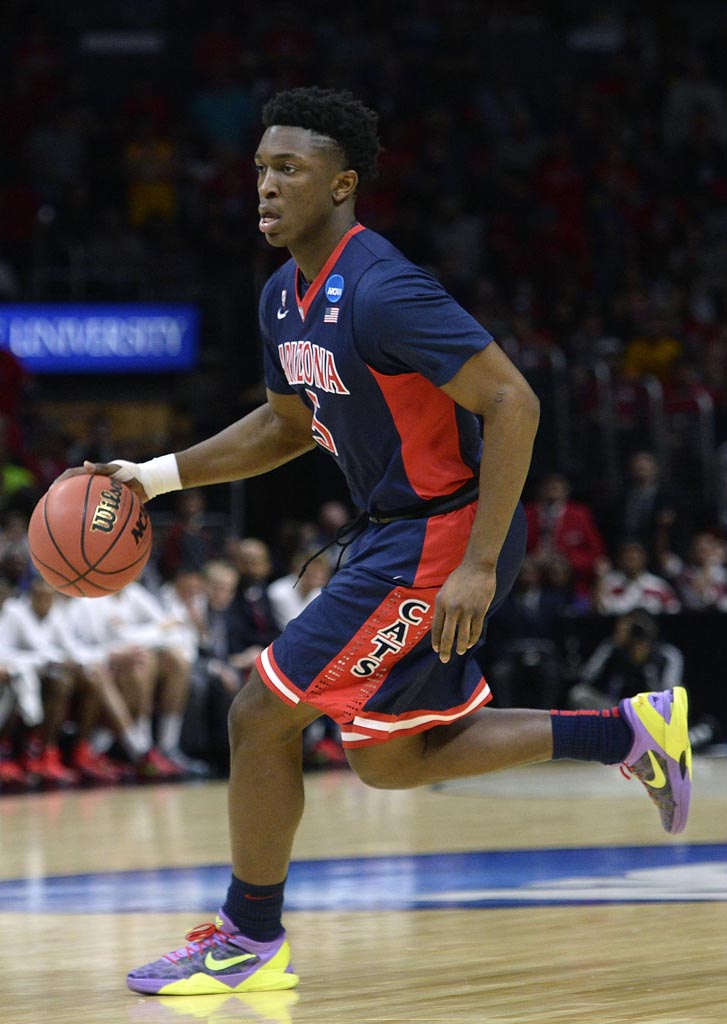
top-left (257, 501), bottom-right (527, 747)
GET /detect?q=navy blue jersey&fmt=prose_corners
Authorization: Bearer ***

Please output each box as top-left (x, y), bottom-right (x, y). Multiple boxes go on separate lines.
top-left (260, 225), bottom-right (493, 514)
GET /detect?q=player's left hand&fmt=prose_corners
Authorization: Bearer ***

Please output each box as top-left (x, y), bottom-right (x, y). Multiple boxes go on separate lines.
top-left (431, 564), bottom-right (496, 664)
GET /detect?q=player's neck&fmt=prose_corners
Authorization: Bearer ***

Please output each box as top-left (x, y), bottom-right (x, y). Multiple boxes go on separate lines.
top-left (291, 214), bottom-right (358, 284)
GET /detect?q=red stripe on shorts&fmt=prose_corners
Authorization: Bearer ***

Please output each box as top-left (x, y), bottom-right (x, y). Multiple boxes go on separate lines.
top-left (299, 584), bottom-right (440, 722)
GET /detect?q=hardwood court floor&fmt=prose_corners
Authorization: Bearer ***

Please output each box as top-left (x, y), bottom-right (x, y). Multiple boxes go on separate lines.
top-left (1, 758), bottom-right (726, 1024)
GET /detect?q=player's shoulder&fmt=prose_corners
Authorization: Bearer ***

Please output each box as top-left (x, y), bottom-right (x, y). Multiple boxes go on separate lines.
top-left (351, 227), bottom-right (407, 263)
top-left (354, 228), bottom-right (423, 274)
top-left (353, 229), bottom-right (441, 296)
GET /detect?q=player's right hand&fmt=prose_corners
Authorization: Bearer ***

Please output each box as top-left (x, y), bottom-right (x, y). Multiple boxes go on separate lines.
top-left (53, 461), bottom-right (150, 503)
top-left (82, 460), bottom-right (151, 503)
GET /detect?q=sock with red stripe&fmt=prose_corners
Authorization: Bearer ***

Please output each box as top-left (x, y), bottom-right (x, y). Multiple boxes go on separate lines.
top-left (550, 708), bottom-right (633, 765)
top-left (222, 874), bottom-right (285, 941)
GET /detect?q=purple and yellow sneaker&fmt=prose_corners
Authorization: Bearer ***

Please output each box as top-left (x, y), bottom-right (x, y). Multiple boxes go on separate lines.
top-left (619, 687), bottom-right (692, 835)
top-left (126, 911), bottom-right (299, 996)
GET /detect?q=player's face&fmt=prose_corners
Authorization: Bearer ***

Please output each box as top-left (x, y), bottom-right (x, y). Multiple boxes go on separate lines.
top-left (255, 126), bottom-right (350, 251)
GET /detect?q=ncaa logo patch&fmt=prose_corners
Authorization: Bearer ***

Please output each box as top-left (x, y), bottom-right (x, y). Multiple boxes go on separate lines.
top-left (325, 274), bottom-right (344, 302)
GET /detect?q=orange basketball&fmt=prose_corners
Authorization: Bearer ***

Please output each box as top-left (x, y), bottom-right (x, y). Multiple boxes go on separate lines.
top-left (28, 473), bottom-right (153, 598)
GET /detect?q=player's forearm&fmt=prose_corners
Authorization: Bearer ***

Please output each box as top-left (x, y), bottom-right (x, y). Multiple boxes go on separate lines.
top-left (464, 384), bottom-right (539, 570)
top-left (175, 403), bottom-right (315, 488)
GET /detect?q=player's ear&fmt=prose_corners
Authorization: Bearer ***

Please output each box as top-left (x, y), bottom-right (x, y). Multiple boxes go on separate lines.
top-left (332, 169), bottom-right (358, 204)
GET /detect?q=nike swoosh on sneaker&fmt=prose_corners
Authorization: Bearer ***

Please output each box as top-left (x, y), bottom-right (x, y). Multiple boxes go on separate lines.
top-left (204, 950), bottom-right (258, 972)
top-left (642, 749), bottom-right (667, 789)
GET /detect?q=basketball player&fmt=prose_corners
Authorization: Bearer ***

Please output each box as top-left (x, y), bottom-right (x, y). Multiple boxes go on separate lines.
top-left (65, 87), bottom-right (692, 995)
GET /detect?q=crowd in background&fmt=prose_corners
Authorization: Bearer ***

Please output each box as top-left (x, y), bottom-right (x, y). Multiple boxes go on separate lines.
top-left (1, 4), bottom-right (727, 468)
top-left (3, 2), bottom-right (727, 788)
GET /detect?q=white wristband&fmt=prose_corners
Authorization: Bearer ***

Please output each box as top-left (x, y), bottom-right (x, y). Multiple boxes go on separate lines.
top-left (109, 454), bottom-right (182, 501)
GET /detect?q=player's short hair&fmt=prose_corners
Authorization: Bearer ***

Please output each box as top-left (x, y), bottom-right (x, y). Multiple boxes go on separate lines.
top-left (261, 86), bottom-right (380, 188)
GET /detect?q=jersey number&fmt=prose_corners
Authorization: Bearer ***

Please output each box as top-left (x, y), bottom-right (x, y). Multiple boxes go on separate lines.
top-left (305, 389), bottom-right (338, 455)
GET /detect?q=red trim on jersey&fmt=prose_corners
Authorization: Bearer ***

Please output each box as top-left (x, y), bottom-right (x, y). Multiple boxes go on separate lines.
top-left (295, 223), bottom-right (365, 321)
top-left (368, 368), bottom-right (474, 502)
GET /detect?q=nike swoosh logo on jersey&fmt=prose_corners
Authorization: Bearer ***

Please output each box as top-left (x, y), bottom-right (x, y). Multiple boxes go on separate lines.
top-left (204, 950), bottom-right (257, 972)
top-left (277, 308), bottom-right (289, 319)
top-left (643, 749), bottom-right (667, 789)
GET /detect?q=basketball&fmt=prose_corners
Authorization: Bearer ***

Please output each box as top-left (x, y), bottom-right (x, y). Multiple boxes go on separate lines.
top-left (27, 474), bottom-right (153, 598)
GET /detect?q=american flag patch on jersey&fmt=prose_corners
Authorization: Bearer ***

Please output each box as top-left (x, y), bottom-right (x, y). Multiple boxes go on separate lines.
top-left (324, 307), bottom-right (339, 323)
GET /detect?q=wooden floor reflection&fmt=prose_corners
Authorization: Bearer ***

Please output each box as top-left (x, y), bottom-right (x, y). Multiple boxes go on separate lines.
top-left (1, 758), bottom-right (726, 1024)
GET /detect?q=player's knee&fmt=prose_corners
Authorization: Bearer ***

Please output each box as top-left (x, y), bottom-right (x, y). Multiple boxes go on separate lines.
top-left (227, 672), bottom-right (304, 748)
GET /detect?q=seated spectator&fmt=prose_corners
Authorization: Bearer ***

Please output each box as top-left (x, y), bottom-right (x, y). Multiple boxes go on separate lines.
top-left (674, 531), bottom-right (727, 611)
top-left (0, 578), bottom-right (128, 785)
top-left (599, 449), bottom-right (685, 572)
top-left (157, 489), bottom-right (217, 581)
top-left (595, 540), bottom-right (681, 615)
top-left (538, 551), bottom-right (591, 615)
top-left (0, 511), bottom-right (30, 567)
top-left (0, 576), bottom-right (37, 791)
top-left (226, 536), bottom-right (280, 652)
top-left (309, 500), bottom-right (355, 571)
top-left (567, 610), bottom-right (683, 709)
top-left (524, 473), bottom-right (607, 602)
top-left (265, 548), bottom-right (347, 770)
top-left (177, 559), bottom-right (248, 777)
top-left (65, 581), bottom-right (197, 779)
top-left (268, 548), bottom-right (331, 630)
top-left (158, 567), bottom-right (207, 652)
top-left (0, 522), bottom-right (34, 592)
top-left (226, 539), bottom-right (346, 770)
top-left (0, 658), bottom-right (28, 791)
top-left (269, 517), bottom-right (318, 578)
top-left (484, 556), bottom-right (569, 709)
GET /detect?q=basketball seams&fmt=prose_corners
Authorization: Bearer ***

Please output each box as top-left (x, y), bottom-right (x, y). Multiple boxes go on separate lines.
top-left (40, 491), bottom-right (86, 576)
top-left (25, 549), bottom-right (104, 597)
top-left (58, 544), bottom-right (152, 588)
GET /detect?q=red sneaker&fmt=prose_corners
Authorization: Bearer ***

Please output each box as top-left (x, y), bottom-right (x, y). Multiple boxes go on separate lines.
top-left (71, 740), bottom-right (124, 784)
top-left (309, 737), bottom-right (349, 769)
top-left (0, 758), bottom-right (30, 791)
top-left (25, 745), bottom-right (79, 786)
top-left (137, 747), bottom-right (185, 782)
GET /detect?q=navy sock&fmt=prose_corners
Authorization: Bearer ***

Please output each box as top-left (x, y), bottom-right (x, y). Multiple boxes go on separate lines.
top-left (222, 875), bottom-right (286, 942)
top-left (550, 708), bottom-right (633, 765)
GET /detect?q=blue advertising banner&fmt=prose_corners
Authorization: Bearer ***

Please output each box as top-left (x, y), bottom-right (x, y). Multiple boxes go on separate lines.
top-left (0, 303), bottom-right (200, 373)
